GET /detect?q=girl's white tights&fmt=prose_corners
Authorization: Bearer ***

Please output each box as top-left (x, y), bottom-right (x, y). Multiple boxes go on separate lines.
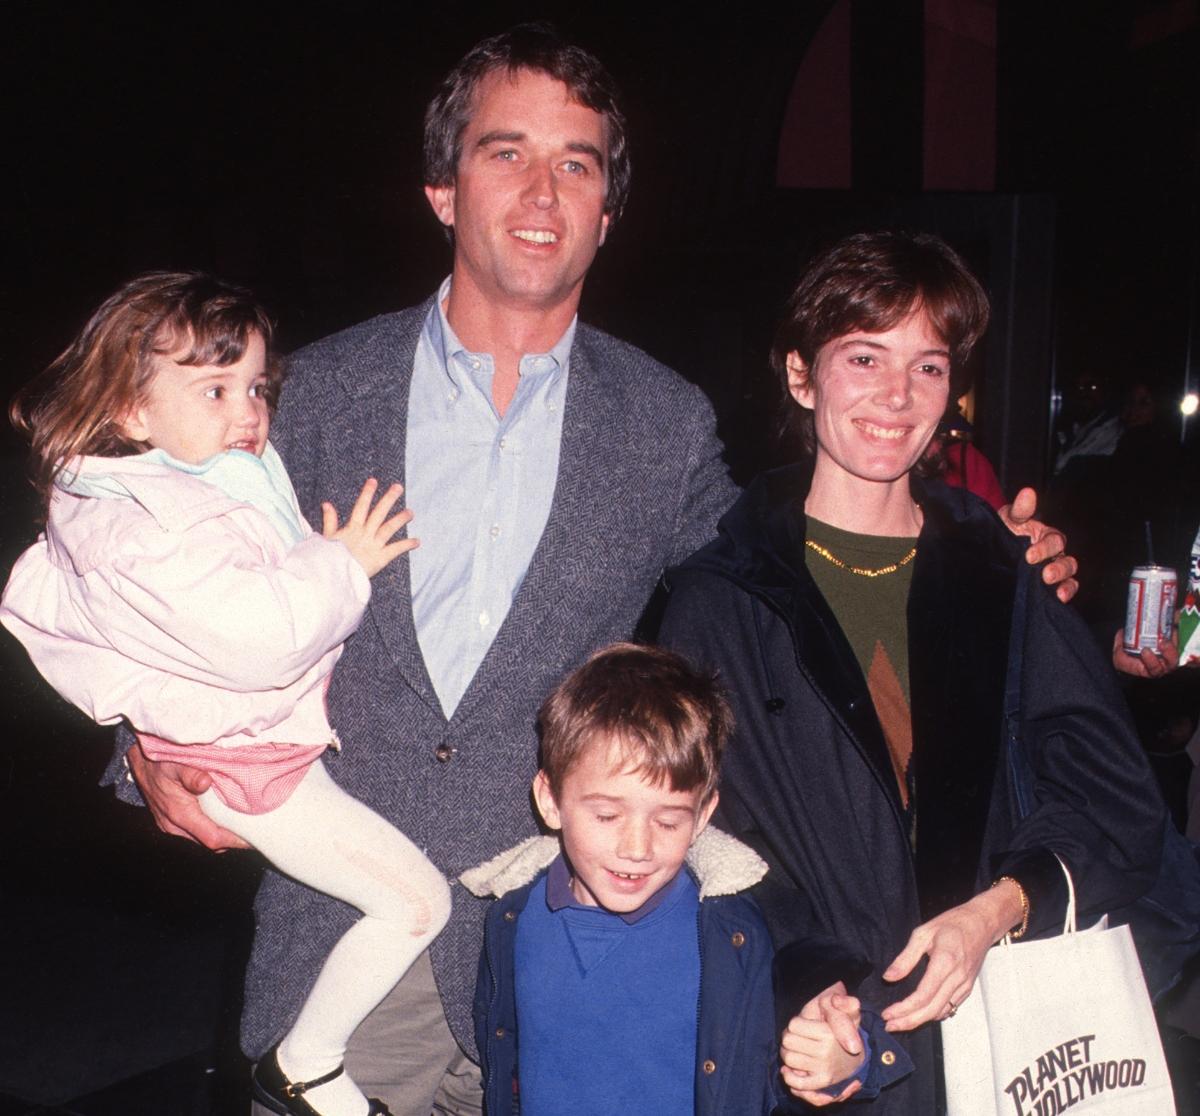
top-left (200, 760), bottom-right (451, 1116)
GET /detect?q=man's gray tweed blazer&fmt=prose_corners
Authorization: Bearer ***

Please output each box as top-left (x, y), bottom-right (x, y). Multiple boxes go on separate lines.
top-left (226, 297), bottom-right (734, 1058)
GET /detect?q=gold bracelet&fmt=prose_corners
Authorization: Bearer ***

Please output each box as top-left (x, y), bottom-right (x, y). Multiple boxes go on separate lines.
top-left (993, 876), bottom-right (1030, 939)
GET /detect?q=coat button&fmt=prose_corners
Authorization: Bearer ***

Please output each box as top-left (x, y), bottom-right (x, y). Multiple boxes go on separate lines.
top-left (881, 1050), bottom-right (896, 1066)
top-left (731, 932), bottom-right (745, 948)
top-left (434, 743), bottom-right (456, 763)
top-left (702, 1059), bottom-right (716, 1075)
top-left (503, 910), bottom-right (517, 922)
top-left (495, 1027), bottom-right (506, 1039)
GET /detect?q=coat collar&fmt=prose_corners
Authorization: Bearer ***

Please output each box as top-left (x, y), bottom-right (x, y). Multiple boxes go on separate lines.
top-left (459, 826), bottom-right (768, 902)
top-left (672, 465), bottom-right (1023, 852)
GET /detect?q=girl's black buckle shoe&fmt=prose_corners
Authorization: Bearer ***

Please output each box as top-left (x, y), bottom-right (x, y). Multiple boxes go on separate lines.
top-left (252, 1044), bottom-right (393, 1115)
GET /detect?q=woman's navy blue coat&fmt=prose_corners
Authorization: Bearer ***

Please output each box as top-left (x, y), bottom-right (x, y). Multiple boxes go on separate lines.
top-left (658, 466), bottom-right (1167, 1115)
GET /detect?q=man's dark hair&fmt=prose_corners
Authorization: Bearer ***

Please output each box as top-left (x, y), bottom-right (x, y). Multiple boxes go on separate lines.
top-left (538, 643), bottom-right (730, 804)
top-left (423, 22), bottom-right (631, 225)
top-left (771, 230), bottom-right (990, 453)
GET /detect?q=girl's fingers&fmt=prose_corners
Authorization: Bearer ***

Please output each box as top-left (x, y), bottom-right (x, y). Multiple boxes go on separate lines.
top-left (375, 507), bottom-right (414, 541)
top-left (348, 477), bottom-right (380, 523)
top-left (320, 501), bottom-right (338, 537)
top-left (363, 482), bottom-right (405, 528)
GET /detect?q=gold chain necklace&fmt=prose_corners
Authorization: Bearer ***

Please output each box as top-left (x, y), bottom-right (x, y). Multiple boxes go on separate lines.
top-left (805, 539), bottom-right (917, 578)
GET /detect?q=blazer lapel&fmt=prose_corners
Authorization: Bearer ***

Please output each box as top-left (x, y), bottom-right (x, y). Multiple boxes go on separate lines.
top-left (345, 306), bottom-right (444, 720)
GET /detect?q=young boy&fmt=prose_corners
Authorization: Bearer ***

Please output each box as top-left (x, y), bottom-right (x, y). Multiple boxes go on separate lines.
top-left (462, 643), bottom-right (911, 1115)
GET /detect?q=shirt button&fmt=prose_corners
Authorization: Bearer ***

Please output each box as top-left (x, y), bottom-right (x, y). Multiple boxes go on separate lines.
top-left (882, 1050), bottom-right (896, 1066)
top-left (702, 1059), bottom-right (716, 1075)
top-left (489, 524), bottom-right (500, 539)
top-left (478, 610), bottom-right (490, 628)
top-left (546, 401), bottom-right (556, 411)
top-left (434, 744), bottom-right (455, 763)
top-left (471, 359), bottom-right (481, 370)
top-left (448, 388), bottom-right (459, 402)
top-left (730, 931), bottom-right (745, 948)
top-left (498, 437), bottom-right (507, 450)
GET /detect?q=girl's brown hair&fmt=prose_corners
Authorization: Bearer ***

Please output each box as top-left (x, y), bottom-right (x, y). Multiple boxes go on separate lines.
top-left (11, 271), bottom-right (277, 510)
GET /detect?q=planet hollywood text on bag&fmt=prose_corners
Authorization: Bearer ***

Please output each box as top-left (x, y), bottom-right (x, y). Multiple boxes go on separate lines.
top-left (1003, 1033), bottom-right (1150, 1116)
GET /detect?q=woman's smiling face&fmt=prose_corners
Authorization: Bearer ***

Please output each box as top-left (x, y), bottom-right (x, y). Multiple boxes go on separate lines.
top-left (787, 307), bottom-right (951, 492)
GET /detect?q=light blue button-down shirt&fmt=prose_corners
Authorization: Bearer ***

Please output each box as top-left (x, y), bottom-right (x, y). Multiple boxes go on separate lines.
top-left (406, 278), bottom-right (573, 718)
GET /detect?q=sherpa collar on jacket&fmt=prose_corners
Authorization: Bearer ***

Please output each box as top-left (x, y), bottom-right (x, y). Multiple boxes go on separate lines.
top-left (459, 826), bottom-right (768, 901)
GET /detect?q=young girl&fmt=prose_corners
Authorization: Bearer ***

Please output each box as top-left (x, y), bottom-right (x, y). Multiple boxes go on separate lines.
top-left (0, 272), bottom-right (451, 1116)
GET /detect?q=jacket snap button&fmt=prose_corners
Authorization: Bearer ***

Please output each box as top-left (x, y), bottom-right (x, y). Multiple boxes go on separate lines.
top-left (435, 744), bottom-right (454, 763)
top-left (702, 1059), bottom-right (716, 1074)
top-left (503, 910), bottom-right (517, 922)
top-left (881, 1050), bottom-right (896, 1066)
top-left (731, 931), bottom-right (745, 948)
top-left (495, 1027), bottom-right (506, 1039)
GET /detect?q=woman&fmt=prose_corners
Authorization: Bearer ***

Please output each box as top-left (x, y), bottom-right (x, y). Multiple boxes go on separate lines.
top-left (659, 231), bottom-right (1167, 1112)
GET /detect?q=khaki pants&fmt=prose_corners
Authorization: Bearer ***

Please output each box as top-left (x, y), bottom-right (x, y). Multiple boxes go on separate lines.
top-left (251, 950), bottom-right (483, 1116)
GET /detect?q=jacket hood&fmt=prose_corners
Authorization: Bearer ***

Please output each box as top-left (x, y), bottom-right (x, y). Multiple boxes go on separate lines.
top-left (459, 826), bottom-right (768, 901)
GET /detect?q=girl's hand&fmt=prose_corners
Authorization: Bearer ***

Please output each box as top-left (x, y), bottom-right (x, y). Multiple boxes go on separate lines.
top-left (881, 880), bottom-right (1024, 1031)
top-left (321, 479), bottom-right (417, 577)
top-left (780, 983), bottom-right (865, 1104)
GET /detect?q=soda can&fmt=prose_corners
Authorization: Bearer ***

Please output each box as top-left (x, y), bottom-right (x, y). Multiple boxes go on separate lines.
top-left (1124, 565), bottom-right (1177, 654)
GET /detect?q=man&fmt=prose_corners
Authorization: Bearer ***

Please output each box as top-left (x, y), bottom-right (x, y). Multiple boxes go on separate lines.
top-left (115, 24), bottom-right (1075, 1116)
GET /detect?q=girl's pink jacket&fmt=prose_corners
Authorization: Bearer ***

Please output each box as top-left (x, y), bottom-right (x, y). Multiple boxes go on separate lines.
top-left (0, 453), bottom-right (369, 752)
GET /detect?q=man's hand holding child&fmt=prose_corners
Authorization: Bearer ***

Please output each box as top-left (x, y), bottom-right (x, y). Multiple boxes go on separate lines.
top-left (780, 980), bottom-right (866, 1106)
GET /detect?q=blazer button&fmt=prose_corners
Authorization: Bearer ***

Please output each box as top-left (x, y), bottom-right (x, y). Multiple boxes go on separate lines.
top-left (435, 743), bottom-right (456, 763)
top-left (702, 1059), bottom-right (716, 1075)
top-left (731, 931), bottom-right (745, 948)
top-left (881, 1050), bottom-right (896, 1066)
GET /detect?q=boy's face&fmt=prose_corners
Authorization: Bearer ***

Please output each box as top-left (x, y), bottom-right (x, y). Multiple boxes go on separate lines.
top-left (532, 739), bottom-right (718, 914)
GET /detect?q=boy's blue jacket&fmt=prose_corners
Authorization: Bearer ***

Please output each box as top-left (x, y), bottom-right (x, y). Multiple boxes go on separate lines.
top-left (461, 829), bottom-right (912, 1115)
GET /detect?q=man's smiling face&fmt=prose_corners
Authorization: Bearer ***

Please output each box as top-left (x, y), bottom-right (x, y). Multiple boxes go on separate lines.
top-left (424, 67), bottom-right (610, 318)
top-left (533, 739), bottom-right (717, 914)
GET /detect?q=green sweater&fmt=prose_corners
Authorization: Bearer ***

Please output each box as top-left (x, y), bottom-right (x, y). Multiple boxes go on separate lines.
top-left (804, 517), bottom-right (917, 814)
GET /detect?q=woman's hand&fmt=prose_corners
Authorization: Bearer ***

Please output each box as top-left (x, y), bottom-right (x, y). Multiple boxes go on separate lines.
top-left (880, 880), bottom-right (1024, 1031)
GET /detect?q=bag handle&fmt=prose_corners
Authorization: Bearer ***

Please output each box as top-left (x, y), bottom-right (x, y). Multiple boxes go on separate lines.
top-left (1057, 853), bottom-right (1077, 935)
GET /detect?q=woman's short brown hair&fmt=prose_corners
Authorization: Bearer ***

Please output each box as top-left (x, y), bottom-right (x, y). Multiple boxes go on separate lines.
top-left (771, 230), bottom-right (990, 451)
top-left (10, 271), bottom-right (278, 511)
top-left (538, 642), bottom-right (730, 804)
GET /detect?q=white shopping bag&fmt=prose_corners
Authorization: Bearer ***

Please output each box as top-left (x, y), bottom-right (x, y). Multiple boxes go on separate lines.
top-left (942, 861), bottom-right (1176, 1115)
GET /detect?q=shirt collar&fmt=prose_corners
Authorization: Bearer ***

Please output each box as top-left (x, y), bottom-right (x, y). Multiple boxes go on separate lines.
top-left (544, 854), bottom-right (687, 925)
top-left (423, 275), bottom-right (578, 388)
